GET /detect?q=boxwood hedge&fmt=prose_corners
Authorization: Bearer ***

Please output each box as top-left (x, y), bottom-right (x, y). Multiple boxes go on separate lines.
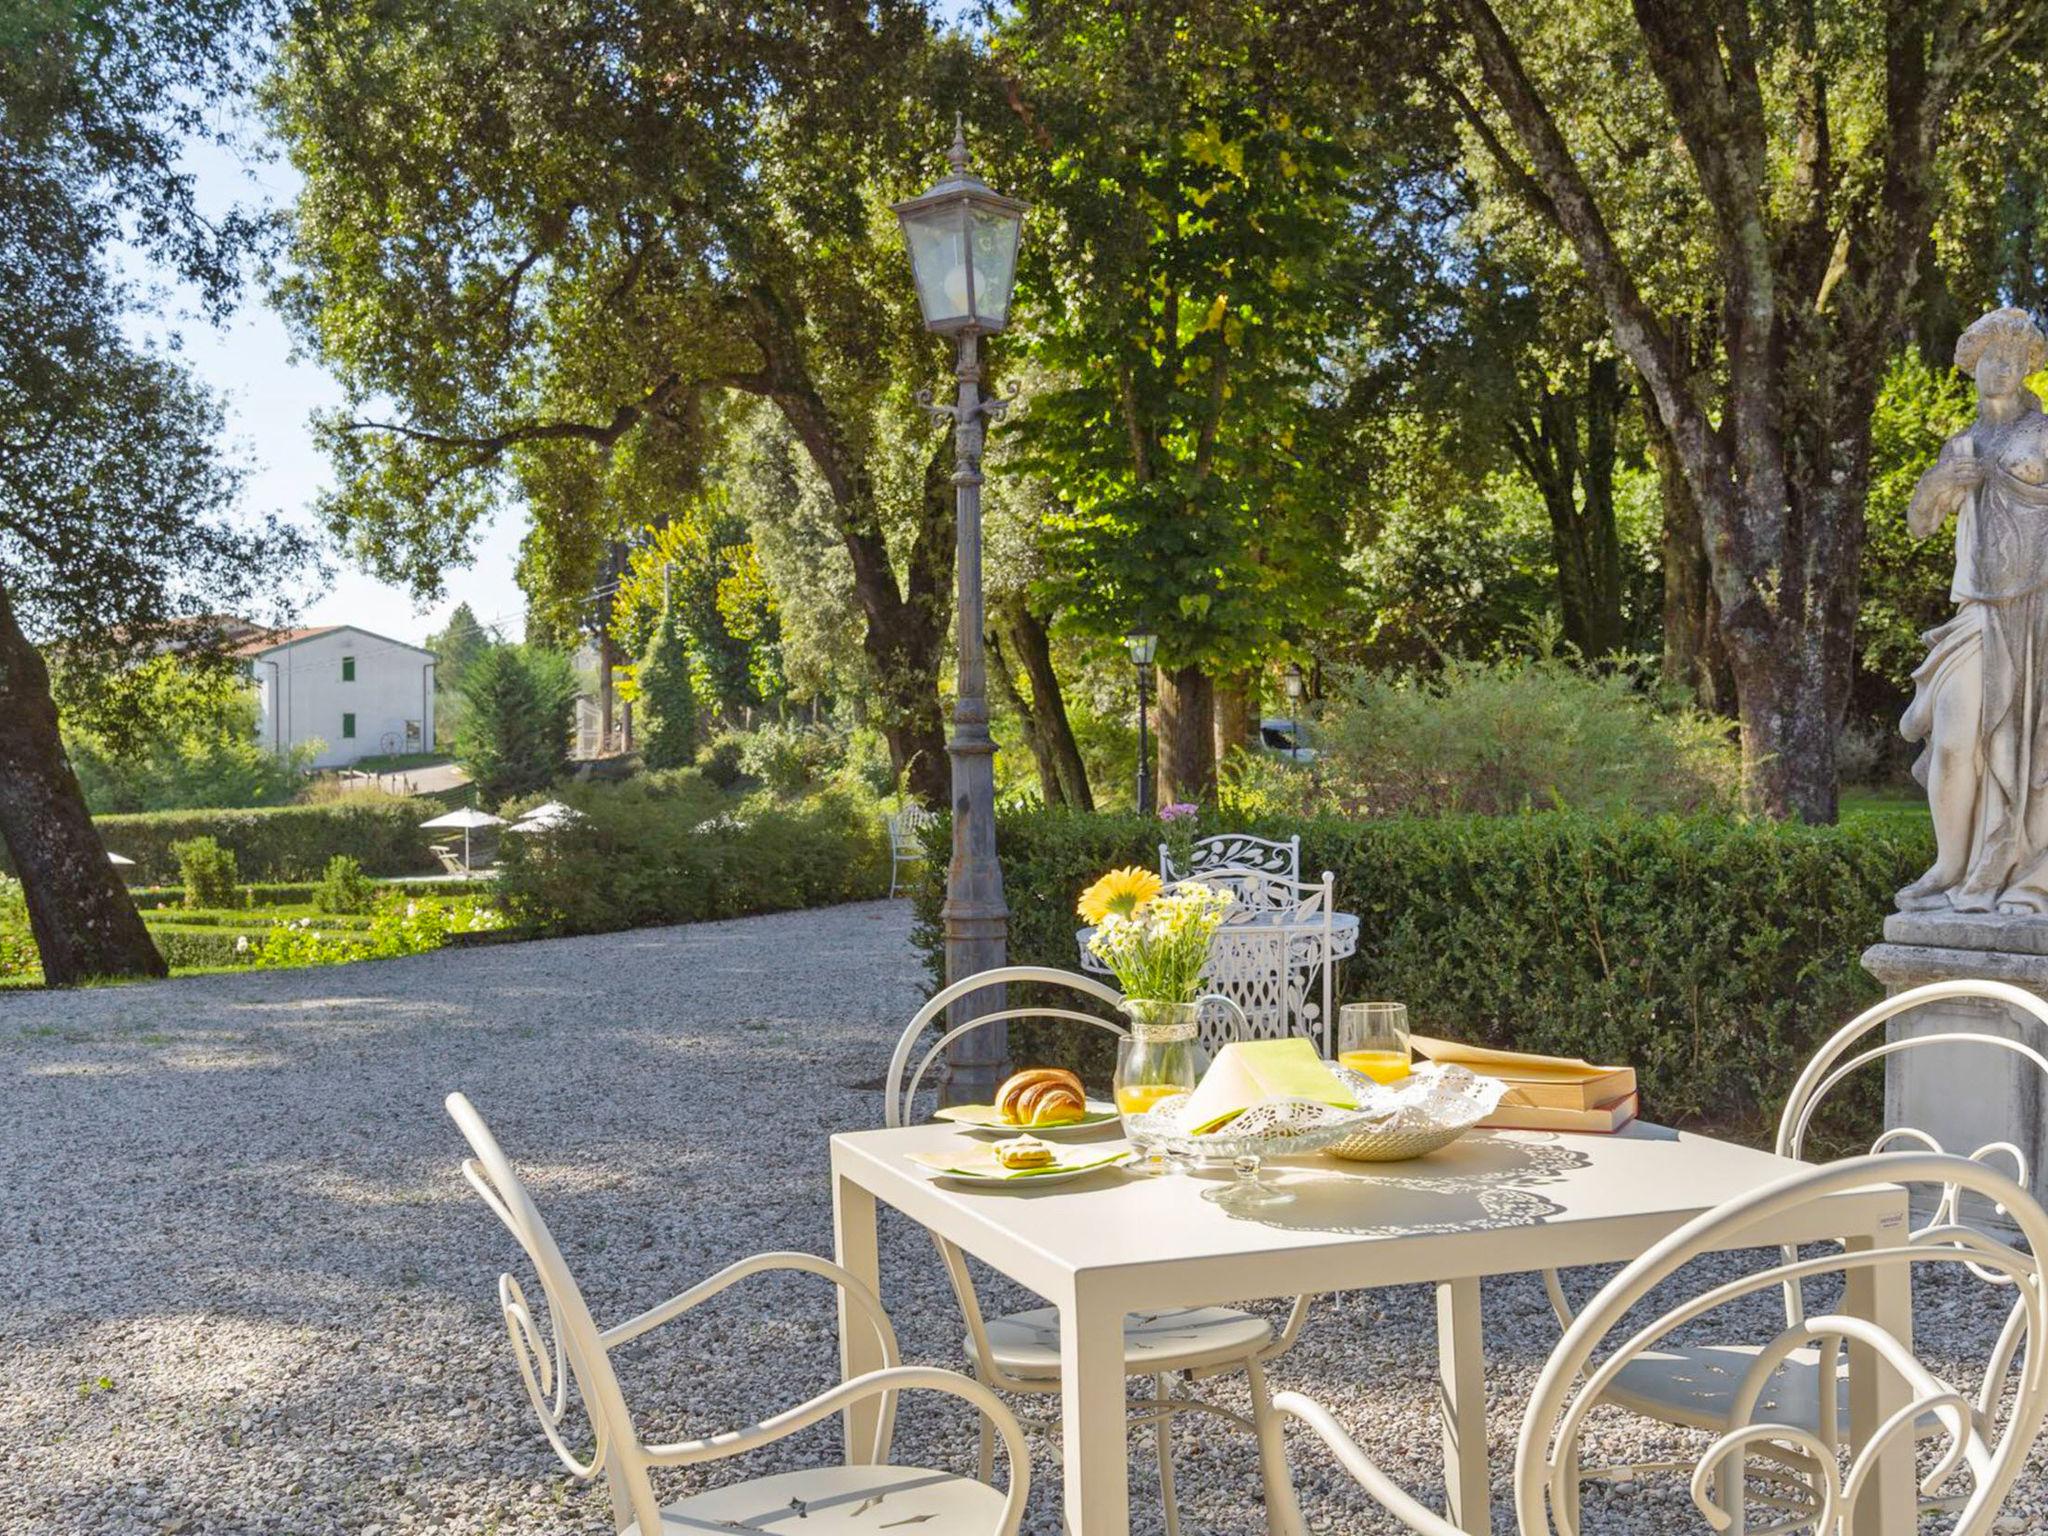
top-left (910, 807), bottom-right (1933, 1133)
top-left (79, 799), bottom-right (443, 884)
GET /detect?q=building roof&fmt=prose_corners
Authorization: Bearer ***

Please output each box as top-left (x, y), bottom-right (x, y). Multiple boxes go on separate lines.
top-left (231, 623), bottom-right (435, 659)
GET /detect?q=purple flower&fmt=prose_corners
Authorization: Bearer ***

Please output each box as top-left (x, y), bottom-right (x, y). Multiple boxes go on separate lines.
top-left (1159, 802), bottom-right (1199, 823)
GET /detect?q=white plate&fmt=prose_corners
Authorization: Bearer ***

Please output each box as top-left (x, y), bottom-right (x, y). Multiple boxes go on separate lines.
top-left (933, 1099), bottom-right (1122, 1139)
top-left (922, 1150), bottom-right (1137, 1188)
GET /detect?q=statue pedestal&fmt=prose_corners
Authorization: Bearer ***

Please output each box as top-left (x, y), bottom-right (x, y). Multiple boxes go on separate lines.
top-left (1861, 912), bottom-right (2048, 1231)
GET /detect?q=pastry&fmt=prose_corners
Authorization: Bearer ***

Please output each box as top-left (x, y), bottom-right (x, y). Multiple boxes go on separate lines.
top-left (995, 1067), bottom-right (1087, 1127)
top-left (997, 1136), bottom-right (1056, 1170)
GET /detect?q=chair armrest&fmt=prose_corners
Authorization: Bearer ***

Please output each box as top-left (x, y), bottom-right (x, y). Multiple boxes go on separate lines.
top-left (1273, 1390), bottom-right (1476, 1536)
top-left (599, 1250), bottom-right (897, 1362)
top-left (642, 1365), bottom-right (1031, 1535)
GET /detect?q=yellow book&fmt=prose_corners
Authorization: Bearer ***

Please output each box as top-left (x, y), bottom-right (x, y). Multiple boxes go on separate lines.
top-left (1409, 1035), bottom-right (1636, 1112)
top-left (1182, 1038), bottom-right (1355, 1135)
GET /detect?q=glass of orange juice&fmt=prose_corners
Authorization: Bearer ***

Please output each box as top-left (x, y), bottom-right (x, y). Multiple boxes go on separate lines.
top-left (1338, 1002), bottom-right (1412, 1086)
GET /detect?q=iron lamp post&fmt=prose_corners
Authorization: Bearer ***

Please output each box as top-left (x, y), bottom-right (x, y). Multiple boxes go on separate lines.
top-left (893, 121), bottom-right (1028, 1103)
top-left (1127, 631), bottom-right (1158, 815)
top-left (1283, 662), bottom-right (1306, 753)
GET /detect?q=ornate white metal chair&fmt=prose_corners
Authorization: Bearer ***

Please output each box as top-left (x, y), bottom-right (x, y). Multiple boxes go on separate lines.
top-left (446, 1093), bottom-right (1029, 1535)
top-left (1159, 830), bottom-right (1302, 895)
top-left (885, 966), bottom-right (1314, 1536)
top-left (1539, 977), bottom-right (2048, 1519)
top-left (885, 803), bottom-right (937, 898)
top-left (1177, 869), bottom-right (1340, 1054)
top-left (1274, 1150), bottom-right (2048, 1536)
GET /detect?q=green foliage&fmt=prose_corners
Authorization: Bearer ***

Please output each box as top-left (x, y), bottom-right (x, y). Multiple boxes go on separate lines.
top-left (425, 602), bottom-right (492, 746)
top-left (131, 882), bottom-right (322, 911)
top-left (313, 855), bottom-right (374, 915)
top-left (455, 647), bottom-right (576, 805)
top-left (74, 798), bottom-right (444, 884)
top-left (62, 656), bottom-right (313, 813)
top-left (494, 776), bottom-right (889, 937)
top-left (1313, 657), bottom-right (1739, 816)
top-left (636, 595), bottom-right (700, 771)
top-left (1859, 351), bottom-right (1981, 692)
top-left (0, 877), bottom-right (35, 982)
top-left (171, 836), bottom-right (239, 910)
top-left (912, 806), bottom-right (1932, 1129)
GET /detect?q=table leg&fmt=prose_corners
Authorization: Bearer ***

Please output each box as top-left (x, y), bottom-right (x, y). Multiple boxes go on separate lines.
top-left (833, 1170), bottom-right (886, 1465)
top-left (1060, 1279), bottom-right (1131, 1535)
top-left (1845, 1229), bottom-right (1914, 1534)
top-left (1436, 1276), bottom-right (1490, 1531)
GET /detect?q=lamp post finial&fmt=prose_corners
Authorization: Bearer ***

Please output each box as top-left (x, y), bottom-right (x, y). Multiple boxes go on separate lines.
top-left (948, 113), bottom-right (970, 175)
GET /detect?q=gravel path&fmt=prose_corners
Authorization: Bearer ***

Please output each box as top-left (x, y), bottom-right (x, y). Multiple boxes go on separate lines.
top-left (1, 901), bottom-right (2039, 1535)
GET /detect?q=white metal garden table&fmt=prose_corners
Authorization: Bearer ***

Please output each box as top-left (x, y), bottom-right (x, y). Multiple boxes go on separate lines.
top-left (830, 1122), bottom-right (1914, 1536)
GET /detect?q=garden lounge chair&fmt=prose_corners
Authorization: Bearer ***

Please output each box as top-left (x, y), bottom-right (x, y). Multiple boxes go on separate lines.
top-left (886, 802), bottom-right (937, 898)
top-left (446, 1093), bottom-right (1029, 1535)
top-left (885, 967), bottom-right (1313, 1536)
top-left (1272, 1150), bottom-right (2048, 1536)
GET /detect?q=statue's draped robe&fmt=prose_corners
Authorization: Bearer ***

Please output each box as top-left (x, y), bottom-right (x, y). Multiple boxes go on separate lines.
top-left (1905, 403), bottom-right (2048, 910)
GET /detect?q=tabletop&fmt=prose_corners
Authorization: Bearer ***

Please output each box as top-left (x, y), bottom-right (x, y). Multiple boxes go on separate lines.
top-left (830, 1120), bottom-right (1905, 1307)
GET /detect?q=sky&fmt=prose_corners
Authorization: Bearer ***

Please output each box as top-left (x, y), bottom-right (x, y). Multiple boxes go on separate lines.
top-left (119, 128), bottom-right (530, 647)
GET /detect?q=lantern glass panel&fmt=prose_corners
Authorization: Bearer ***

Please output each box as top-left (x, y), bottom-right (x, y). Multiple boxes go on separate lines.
top-left (903, 206), bottom-right (971, 330)
top-left (969, 203), bottom-right (1022, 330)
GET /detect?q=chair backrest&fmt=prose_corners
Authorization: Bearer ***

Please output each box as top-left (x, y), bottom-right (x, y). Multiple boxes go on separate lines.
top-left (1162, 871), bottom-right (1337, 1053)
top-left (885, 966), bottom-right (1127, 1127)
top-left (888, 802), bottom-right (936, 855)
top-left (445, 1093), bottom-right (664, 1533)
top-left (1160, 831), bottom-right (1302, 890)
top-left (1514, 1151), bottom-right (2048, 1536)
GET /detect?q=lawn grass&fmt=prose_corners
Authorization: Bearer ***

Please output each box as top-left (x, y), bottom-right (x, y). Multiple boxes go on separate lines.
top-left (1839, 785), bottom-right (1930, 825)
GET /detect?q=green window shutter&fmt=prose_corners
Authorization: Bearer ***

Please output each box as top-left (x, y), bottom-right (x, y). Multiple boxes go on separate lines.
top-left (342, 655), bottom-right (356, 681)
top-left (342, 712), bottom-right (356, 739)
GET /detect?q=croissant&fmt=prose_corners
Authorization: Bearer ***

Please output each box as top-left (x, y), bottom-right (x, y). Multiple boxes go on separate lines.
top-left (995, 1067), bottom-right (1087, 1127)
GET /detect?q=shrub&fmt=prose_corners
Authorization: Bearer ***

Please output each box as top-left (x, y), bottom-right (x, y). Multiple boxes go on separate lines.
top-left (495, 778), bottom-right (889, 935)
top-left (735, 721), bottom-right (843, 796)
top-left (636, 594), bottom-right (700, 770)
top-left (0, 876), bottom-right (36, 982)
top-left (1313, 656), bottom-right (1739, 817)
top-left (313, 855), bottom-right (375, 914)
top-left (131, 882), bottom-right (323, 911)
top-left (700, 733), bottom-right (748, 789)
top-left (172, 836), bottom-right (239, 909)
top-left (910, 805), bottom-right (1932, 1133)
top-left (67, 797), bottom-right (443, 884)
top-left (457, 646), bottom-right (576, 804)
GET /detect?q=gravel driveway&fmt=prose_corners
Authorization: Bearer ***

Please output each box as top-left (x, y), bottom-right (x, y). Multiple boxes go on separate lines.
top-left (1, 900), bottom-right (2039, 1535)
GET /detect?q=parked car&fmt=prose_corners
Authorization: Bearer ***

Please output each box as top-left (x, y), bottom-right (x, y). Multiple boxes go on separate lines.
top-left (1258, 717), bottom-right (1317, 764)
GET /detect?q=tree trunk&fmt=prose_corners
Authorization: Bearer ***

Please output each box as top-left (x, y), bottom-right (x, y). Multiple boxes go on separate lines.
top-left (1644, 403), bottom-right (1732, 713)
top-left (1212, 673), bottom-right (1253, 770)
top-left (0, 581), bottom-right (164, 984)
top-left (1156, 664), bottom-right (1215, 805)
top-left (995, 594), bottom-right (1092, 811)
top-left (1574, 355), bottom-right (1626, 660)
top-left (986, 618), bottom-right (1062, 805)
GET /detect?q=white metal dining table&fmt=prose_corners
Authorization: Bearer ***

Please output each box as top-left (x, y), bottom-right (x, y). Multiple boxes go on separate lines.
top-left (830, 1121), bottom-right (1915, 1536)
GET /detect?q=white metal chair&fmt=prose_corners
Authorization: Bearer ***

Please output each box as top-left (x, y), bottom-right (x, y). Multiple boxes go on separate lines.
top-left (1159, 831), bottom-right (1302, 893)
top-left (886, 803), bottom-right (937, 898)
top-left (885, 966), bottom-right (1315, 1536)
top-left (1542, 978), bottom-right (2048, 1516)
top-left (1177, 869), bottom-right (1340, 1054)
top-left (1274, 1149), bottom-right (2048, 1535)
top-left (446, 1093), bottom-right (1029, 1536)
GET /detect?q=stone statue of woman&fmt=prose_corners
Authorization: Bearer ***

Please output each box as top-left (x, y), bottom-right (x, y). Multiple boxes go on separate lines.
top-left (1898, 306), bottom-right (2048, 913)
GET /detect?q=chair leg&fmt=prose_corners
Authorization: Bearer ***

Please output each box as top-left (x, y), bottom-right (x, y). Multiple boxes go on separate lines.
top-left (1244, 1354), bottom-right (1306, 1536)
top-left (1561, 1437), bottom-right (1581, 1531)
top-left (977, 1409), bottom-right (996, 1486)
top-left (889, 847), bottom-right (900, 899)
top-left (1153, 1373), bottom-right (1181, 1536)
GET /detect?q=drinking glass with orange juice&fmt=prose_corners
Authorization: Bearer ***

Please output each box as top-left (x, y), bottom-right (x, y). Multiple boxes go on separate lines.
top-left (1338, 1002), bottom-right (1412, 1085)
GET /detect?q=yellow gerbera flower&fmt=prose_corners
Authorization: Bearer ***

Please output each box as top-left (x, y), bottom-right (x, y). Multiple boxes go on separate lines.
top-left (1076, 865), bottom-right (1162, 924)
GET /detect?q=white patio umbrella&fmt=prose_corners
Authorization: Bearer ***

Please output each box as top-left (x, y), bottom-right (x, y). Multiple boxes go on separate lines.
top-left (506, 800), bottom-right (584, 833)
top-left (419, 806), bottom-right (506, 874)
top-left (106, 851), bottom-right (134, 866)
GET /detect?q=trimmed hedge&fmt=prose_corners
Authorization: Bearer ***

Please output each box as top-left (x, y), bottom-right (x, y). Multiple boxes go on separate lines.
top-left (83, 799), bottom-right (444, 884)
top-left (910, 808), bottom-right (1934, 1133)
top-left (131, 883), bottom-right (323, 911)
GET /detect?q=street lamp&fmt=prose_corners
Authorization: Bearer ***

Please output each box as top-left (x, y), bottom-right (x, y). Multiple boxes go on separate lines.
top-left (1127, 631), bottom-right (1158, 815)
top-left (1283, 662), bottom-right (1306, 753)
top-left (893, 119), bottom-right (1028, 1104)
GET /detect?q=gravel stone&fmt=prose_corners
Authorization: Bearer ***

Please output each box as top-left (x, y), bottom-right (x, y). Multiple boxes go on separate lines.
top-left (1, 899), bottom-right (2040, 1533)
